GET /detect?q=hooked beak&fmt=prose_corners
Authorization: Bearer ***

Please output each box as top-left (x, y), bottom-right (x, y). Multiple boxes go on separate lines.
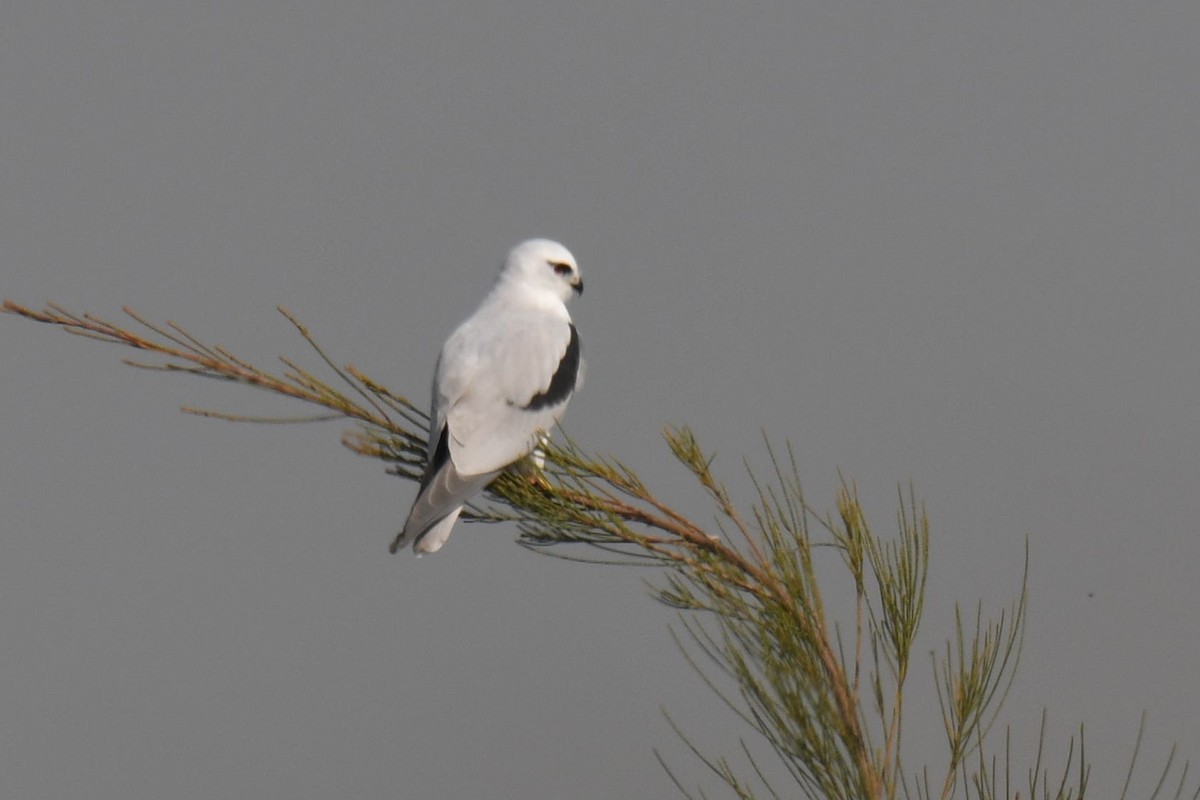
top-left (572, 278), bottom-right (584, 296)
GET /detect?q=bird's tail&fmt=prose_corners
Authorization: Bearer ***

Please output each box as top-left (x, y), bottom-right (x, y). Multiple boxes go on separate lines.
top-left (389, 461), bottom-right (498, 554)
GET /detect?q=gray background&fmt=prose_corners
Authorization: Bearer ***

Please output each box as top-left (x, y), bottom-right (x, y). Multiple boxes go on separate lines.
top-left (2, 2), bottom-right (1198, 798)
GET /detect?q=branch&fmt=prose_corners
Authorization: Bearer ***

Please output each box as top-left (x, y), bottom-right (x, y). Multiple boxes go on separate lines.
top-left (6, 299), bottom-right (1194, 800)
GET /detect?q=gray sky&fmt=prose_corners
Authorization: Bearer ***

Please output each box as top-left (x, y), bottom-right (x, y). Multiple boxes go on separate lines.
top-left (2, 2), bottom-right (1198, 797)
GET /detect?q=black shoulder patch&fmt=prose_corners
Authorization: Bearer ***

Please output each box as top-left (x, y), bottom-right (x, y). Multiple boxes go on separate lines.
top-left (524, 324), bottom-right (580, 411)
top-left (419, 425), bottom-right (451, 491)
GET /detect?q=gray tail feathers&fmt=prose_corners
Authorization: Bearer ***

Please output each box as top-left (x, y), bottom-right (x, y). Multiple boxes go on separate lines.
top-left (390, 460), bottom-right (498, 554)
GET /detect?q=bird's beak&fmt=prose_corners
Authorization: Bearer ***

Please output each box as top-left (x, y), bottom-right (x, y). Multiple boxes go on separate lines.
top-left (572, 279), bottom-right (584, 296)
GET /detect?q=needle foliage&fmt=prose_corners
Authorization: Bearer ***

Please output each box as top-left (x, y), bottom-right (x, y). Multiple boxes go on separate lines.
top-left (4, 300), bottom-right (1194, 800)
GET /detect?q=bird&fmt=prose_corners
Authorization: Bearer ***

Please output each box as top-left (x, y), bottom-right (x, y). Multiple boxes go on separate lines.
top-left (390, 239), bottom-right (585, 554)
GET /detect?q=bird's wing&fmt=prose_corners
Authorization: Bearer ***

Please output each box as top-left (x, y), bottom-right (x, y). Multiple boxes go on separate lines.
top-left (390, 307), bottom-right (581, 554)
top-left (440, 309), bottom-right (581, 476)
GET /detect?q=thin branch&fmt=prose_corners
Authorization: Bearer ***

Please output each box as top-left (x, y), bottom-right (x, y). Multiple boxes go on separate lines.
top-left (5, 297), bottom-right (1195, 800)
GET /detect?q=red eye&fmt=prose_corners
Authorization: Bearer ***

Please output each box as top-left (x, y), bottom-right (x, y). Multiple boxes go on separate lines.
top-left (551, 262), bottom-right (572, 276)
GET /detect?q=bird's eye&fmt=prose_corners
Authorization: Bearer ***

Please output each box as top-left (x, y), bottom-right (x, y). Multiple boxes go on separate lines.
top-left (550, 261), bottom-right (573, 277)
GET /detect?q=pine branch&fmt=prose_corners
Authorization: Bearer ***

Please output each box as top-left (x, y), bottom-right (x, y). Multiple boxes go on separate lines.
top-left (4, 298), bottom-right (1194, 800)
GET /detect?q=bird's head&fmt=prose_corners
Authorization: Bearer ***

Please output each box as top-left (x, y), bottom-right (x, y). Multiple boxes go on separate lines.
top-left (500, 239), bottom-right (583, 303)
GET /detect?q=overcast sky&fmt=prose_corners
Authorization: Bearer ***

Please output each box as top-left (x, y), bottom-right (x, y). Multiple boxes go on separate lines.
top-left (2, 2), bottom-right (1199, 798)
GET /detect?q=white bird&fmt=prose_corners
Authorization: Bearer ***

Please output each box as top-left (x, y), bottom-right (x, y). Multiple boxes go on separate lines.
top-left (390, 239), bottom-right (585, 554)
